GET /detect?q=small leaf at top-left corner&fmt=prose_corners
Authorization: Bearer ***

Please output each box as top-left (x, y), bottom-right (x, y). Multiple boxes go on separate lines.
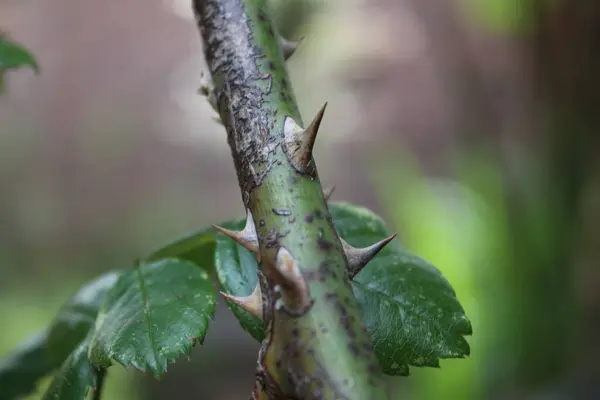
top-left (0, 33), bottom-right (38, 73)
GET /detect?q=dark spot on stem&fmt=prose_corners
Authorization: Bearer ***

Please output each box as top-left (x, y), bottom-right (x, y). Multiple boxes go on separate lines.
top-left (348, 342), bottom-right (361, 356)
top-left (368, 363), bottom-right (380, 373)
top-left (317, 237), bottom-right (334, 251)
top-left (304, 215), bottom-right (314, 223)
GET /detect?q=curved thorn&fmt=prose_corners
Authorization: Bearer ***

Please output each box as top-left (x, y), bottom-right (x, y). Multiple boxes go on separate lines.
top-left (323, 185), bottom-right (336, 201)
top-left (297, 102), bottom-right (327, 167)
top-left (220, 284), bottom-right (262, 320)
top-left (281, 36), bottom-right (303, 60)
top-left (213, 210), bottom-right (259, 253)
top-left (271, 246), bottom-right (312, 313)
top-left (343, 233), bottom-right (397, 279)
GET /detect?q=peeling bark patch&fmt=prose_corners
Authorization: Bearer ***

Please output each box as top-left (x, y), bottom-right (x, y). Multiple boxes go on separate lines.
top-left (194, 0), bottom-right (286, 194)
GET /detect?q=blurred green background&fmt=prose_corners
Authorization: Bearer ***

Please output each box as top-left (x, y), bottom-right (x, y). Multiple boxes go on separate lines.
top-left (1, 0), bottom-right (599, 398)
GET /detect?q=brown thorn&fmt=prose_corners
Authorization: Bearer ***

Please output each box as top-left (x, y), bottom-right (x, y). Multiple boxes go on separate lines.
top-left (296, 102), bottom-right (327, 167)
top-left (270, 246), bottom-right (312, 314)
top-left (323, 185), bottom-right (336, 201)
top-left (343, 233), bottom-right (397, 279)
top-left (220, 284), bottom-right (262, 320)
top-left (212, 210), bottom-right (259, 254)
top-left (281, 37), bottom-right (303, 61)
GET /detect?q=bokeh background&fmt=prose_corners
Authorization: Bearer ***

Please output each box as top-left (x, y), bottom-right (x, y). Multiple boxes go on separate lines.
top-left (1, 0), bottom-right (599, 398)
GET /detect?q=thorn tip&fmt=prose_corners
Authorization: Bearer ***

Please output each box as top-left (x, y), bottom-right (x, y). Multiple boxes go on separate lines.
top-left (323, 185), bottom-right (336, 201)
top-left (213, 210), bottom-right (259, 254)
top-left (344, 233), bottom-right (397, 278)
top-left (281, 36), bottom-right (303, 60)
top-left (298, 102), bottom-right (328, 167)
top-left (220, 284), bottom-right (262, 320)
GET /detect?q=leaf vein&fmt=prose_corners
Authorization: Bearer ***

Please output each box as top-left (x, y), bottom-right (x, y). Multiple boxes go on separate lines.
top-left (135, 265), bottom-right (160, 371)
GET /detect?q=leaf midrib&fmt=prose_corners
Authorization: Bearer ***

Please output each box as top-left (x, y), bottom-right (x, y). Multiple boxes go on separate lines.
top-left (135, 265), bottom-right (160, 371)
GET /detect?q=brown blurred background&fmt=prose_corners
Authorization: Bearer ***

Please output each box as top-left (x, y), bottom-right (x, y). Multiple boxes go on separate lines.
top-left (1, 0), bottom-right (599, 399)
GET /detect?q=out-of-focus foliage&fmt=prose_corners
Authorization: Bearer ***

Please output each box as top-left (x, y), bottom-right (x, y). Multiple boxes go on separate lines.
top-left (0, 33), bottom-right (38, 93)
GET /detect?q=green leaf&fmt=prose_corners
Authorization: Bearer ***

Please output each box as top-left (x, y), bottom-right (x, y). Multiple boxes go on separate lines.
top-left (214, 219), bottom-right (265, 342)
top-left (0, 273), bottom-right (119, 400)
top-left (146, 226), bottom-right (216, 273)
top-left (334, 202), bottom-right (472, 375)
top-left (46, 272), bottom-right (121, 365)
top-left (0, 34), bottom-right (38, 71)
top-left (213, 202), bottom-right (472, 375)
top-left (0, 330), bottom-right (59, 400)
top-left (0, 34), bottom-right (38, 92)
top-left (41, 336), bottom-right (99, 400)
top-left (88, 258), bottom-right (216, 377)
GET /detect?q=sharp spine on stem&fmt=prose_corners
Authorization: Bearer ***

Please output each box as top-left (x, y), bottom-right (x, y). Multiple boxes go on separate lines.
top-left (221, 284), bottom-right (263, 320)
top-left (281, 36), bottom-right (303, 60)
top-left (323, 185), bottom-right (336, 201)
top-left (283, 103), bottom-right (327, 173)
top-left (213, 210), bottom-right (259, 254)
top-left (271, 246), bottom-right (312, 314)
top-left (343, 234), bottom-right (398, 279)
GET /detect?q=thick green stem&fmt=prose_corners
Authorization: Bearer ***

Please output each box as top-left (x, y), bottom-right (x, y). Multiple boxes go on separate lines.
top-left (192, 0), bottom-right (389, 399)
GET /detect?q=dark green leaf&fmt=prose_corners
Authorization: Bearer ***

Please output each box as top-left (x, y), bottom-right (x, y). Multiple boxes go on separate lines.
top-left (334, 202), bottom-right (472, 375)
top-left (0, 273), bottom-right (119, 400)
top-left (0, 34), bottom-right (38, 92)
top-left (146, 226), bottom-right (216, 273)
top-left (0, 34), bottom-right (38, 71)
top-left (214, 202), bottom-right (471, 375)
top-left (0, 330), bottom-right (59, 400)
top-left (46, 272), bottom-right (120, 365)
top-left (88, 258), bottom-right (216, 377)
top-left (214, 218), bottom-right (265, 342)
top-left (41, 336), bottom-right (99, 400)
